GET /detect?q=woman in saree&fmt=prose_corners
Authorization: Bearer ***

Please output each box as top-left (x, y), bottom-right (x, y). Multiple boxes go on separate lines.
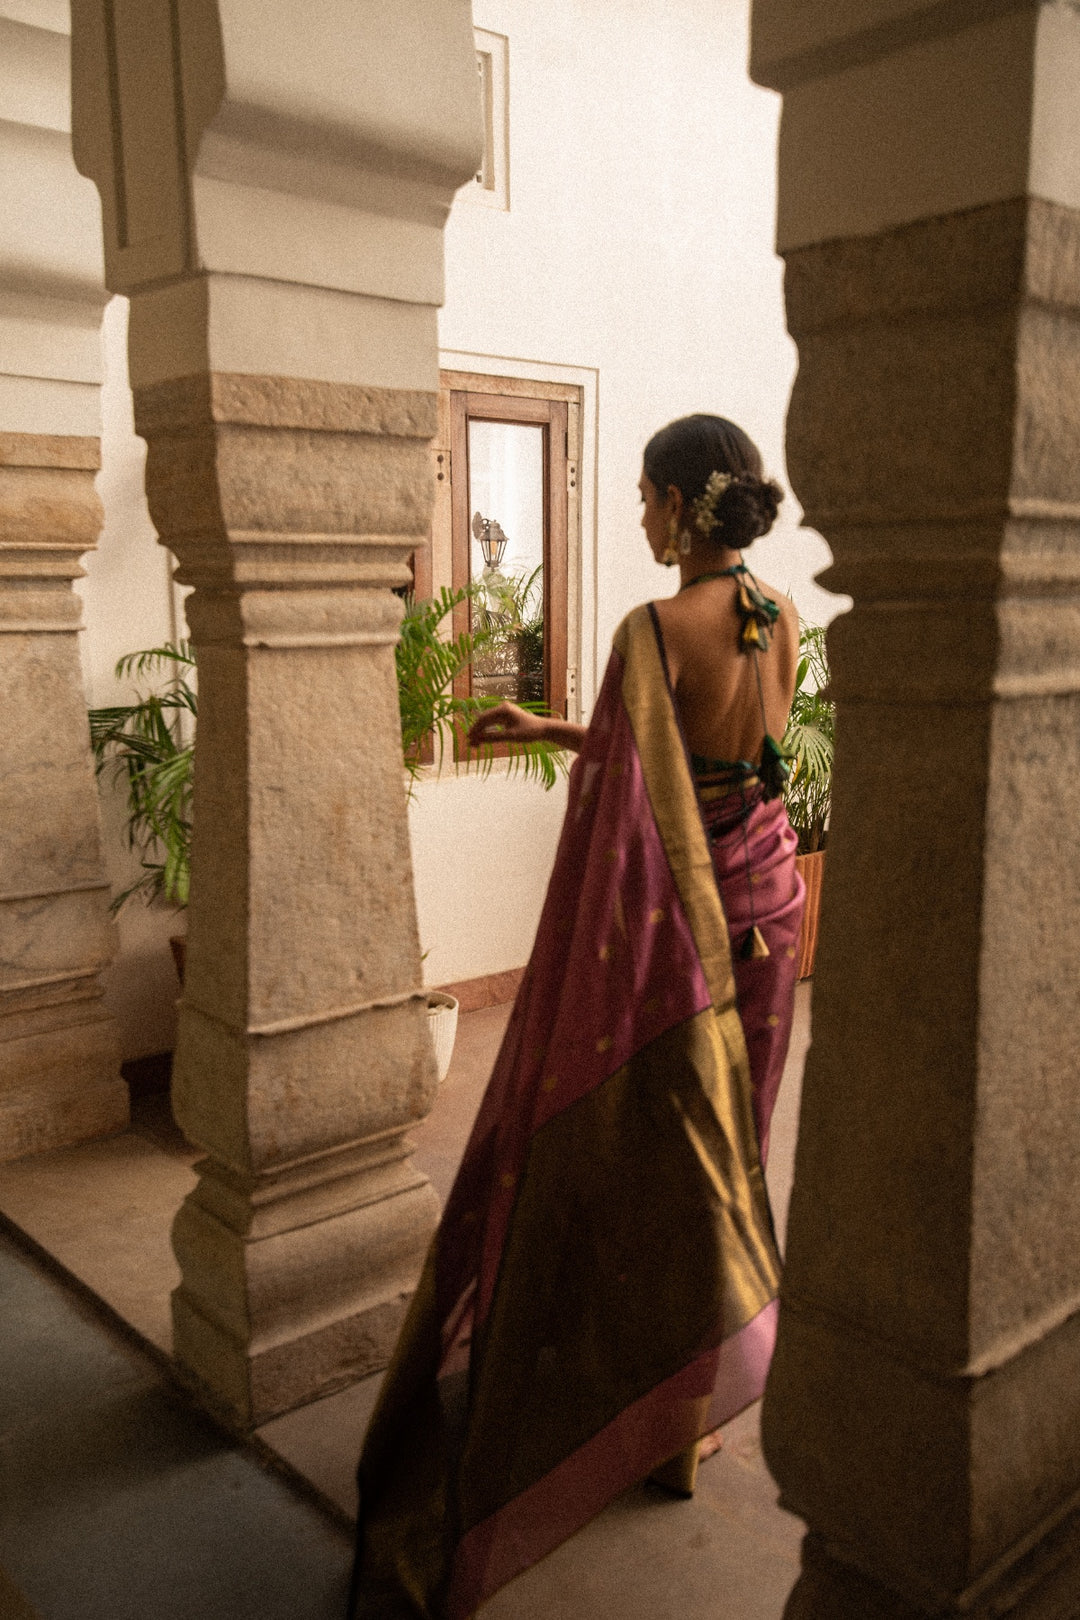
top-left (349, 414), bottom-right (805, 1619)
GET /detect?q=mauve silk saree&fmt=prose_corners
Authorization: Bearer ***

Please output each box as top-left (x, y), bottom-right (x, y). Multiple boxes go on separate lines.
top-left (350, 604), bottom-right (804, 1619)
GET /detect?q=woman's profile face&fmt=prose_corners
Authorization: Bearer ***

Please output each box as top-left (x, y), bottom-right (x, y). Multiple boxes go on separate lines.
top-left (638, 471), bottom-right (674, 563)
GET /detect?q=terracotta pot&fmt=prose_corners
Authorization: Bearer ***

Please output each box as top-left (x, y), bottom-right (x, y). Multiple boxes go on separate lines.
top-left (794, 849), bottom-right (826, 981)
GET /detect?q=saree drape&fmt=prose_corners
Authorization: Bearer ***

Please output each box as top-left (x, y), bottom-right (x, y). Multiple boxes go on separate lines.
top-left (350, 604), bottom-right (799, 1620)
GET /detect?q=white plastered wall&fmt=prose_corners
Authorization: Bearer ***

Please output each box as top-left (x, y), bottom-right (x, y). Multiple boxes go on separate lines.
top-left (75, 0), bottom-right (844, 1041)
top-left (75, 295), bottom-right (185, 1060)
top-left (410, 0), bottom-right (841, 987)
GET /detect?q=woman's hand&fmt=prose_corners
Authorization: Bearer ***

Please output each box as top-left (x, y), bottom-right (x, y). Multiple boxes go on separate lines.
top-left (468, 702), bottom-right (548, 748)
top-left (468, 703), bottom-right (587, 754)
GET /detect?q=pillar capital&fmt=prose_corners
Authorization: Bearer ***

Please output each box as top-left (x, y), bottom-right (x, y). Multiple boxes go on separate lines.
top-left (71, 0), bottom-right (481, 380)
top-left (0, 5), bottom-right (106, 436)
top-left (748, 0), bottom-right (1080, 253)
top-left (133, 369), bottom-right (438, 603)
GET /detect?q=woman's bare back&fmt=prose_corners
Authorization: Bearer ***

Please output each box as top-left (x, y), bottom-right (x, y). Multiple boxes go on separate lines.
top-left (652, 573), bottom-right (798, 763)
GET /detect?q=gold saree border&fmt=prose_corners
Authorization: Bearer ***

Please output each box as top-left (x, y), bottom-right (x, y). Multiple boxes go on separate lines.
top-left (614, 605), bottom-right (779, 1293)
top-left (456, 1008), bottom-right (782, 1529)
top-left (353, 610), bottom-right (784, 1620)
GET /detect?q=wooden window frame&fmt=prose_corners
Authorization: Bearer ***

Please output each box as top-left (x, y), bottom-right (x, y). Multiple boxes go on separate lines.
top-left (409, 370), bottom-right (579, 771)
top-left (448, 388), bottom-right (569, 756)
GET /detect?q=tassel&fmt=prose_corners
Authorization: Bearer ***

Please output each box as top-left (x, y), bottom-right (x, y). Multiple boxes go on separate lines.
top-left (740, 925), bottom-right (770, 960)
top-left (759, 733), bottom-right (792, 801)
top-left (735, 578), bottom-right (781, 654)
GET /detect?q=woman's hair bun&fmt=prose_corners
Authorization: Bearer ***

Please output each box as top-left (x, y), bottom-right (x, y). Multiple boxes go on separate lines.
top-left (716, 472), bottom-right (784, 548)
top-left (642, 414), bottom-right (783, 549)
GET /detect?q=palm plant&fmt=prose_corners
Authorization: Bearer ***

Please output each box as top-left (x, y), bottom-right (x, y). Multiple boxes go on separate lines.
top-left (781, 621), bottom-right (834, 855)
top-left (90, 584), bottom-right (564, 912)
top-left (470, 564), bottom-right (545, 706)
top-left (508, 566), bottom-right (546, 707)
top-left (89, 643), bottom-right (196, 910)
top-left (397, 581), bottom-right (562, 791)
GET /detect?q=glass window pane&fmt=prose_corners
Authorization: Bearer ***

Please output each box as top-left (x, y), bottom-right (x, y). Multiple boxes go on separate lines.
top-left (467, 420), bottom-right (545, 705)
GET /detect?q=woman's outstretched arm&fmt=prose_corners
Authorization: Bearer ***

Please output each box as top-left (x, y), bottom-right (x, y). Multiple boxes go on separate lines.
top-left (467, 702), bottom-right (586, 754)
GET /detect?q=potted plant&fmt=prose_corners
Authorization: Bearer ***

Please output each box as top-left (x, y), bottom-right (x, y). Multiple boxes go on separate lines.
top-left (396, 580), bottom-right (560, 788)
top-left (393, 581), bottom-right (562, 1076)
top-left (90, 584), bottom-right (562, 1080)
top-left (781, 621), bottom-right (834, 979)
top-left (88, 643), bottom-right (196, 953)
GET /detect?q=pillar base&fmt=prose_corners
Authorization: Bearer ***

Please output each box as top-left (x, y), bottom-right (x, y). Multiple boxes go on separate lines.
top-left (787, 1515), bottom-right (1080, 1620)
top-left (0, 997), bottom-right (128, 1161)
top-left (171, 1135), bottom-right (440, 1427)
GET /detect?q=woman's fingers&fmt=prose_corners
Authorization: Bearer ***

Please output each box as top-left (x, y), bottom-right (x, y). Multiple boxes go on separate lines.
top-left (468, 702), bottom-right (512, 744)
top-left (468, 702), bottom-right (537, 746)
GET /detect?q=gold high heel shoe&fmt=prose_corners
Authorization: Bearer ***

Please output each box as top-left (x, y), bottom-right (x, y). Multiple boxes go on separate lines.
top-left (648, 1440), bottom-right (700, 1498)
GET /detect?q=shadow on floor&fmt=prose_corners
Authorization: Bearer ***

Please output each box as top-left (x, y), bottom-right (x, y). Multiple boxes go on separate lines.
top-left (0, 984), bottom-right (812, 1618)
top-left (0, 1229), bottom-right (353, 1620)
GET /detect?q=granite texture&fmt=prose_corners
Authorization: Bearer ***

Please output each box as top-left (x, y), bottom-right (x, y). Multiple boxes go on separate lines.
top-left (763, 191), bottom-right (1080, 1615)
top-left (0, 433), bottom-right (126, 1161)
top-left (131, 373), bottom-right (442, 1425)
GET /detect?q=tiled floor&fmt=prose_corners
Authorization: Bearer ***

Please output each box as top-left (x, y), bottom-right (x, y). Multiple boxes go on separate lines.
top-left (0, 984), bottom-right (811, 1618)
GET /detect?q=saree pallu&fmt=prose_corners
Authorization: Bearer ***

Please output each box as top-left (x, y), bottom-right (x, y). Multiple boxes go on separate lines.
top-left (350, 605), bottom-right (798, 1620)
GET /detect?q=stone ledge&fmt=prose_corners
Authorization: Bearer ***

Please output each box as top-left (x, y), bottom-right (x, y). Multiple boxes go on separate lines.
top-left (134, 372), bottom-right (438, 439)
top-left (0, 432), bottom-right (101, 471)
top-left (783, 197), bottom-right (1080, 334)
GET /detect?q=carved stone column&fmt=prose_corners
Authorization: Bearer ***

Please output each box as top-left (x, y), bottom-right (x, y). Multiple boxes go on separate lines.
top-left (752, 4), bottom-right (1080, 1614)
top-left (0, 8), bottom-right (126, 1158)
top-left (71, 0), bottom-right (481, 1425)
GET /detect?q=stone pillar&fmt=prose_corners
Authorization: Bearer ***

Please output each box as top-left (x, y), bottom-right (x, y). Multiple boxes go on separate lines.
top-left (0, 6), bottom-right (126, 1159)
top-left (751, 4), bottom-right (1080, 1613)
top-left (71, 0), bottom-right (482, 1426)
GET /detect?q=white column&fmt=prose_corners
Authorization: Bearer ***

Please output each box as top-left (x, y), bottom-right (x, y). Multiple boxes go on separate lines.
top-left (0, 2), bottom-right (126, 1160)
top-left (71, 0), bottom-right (482, 1426)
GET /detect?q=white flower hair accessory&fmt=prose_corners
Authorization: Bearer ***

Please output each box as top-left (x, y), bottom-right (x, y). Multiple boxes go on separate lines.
top-left (690, 469), bottom-right (734, 536)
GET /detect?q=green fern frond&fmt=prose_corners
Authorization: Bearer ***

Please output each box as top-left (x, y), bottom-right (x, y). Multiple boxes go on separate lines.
top-left (782, 620), bottom-right (835, 854)
top-left (114, 641), bottom-right (197, 681)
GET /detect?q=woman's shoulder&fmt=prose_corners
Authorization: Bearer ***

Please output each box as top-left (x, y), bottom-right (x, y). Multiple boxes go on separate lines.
top-left (758, 578), bottom-right (798, 631)
top-left (610, 602), bottom-right (658, 660)
top-left (736, 565), bottom-right (793, 612)
top-left (753, 581), bottom-right (799, 684)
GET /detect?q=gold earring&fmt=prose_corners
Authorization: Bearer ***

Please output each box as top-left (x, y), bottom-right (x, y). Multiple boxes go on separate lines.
top-left (661, 513), bottom-right (679, 567)
top-left (678, 527), bottom-right (693, 556)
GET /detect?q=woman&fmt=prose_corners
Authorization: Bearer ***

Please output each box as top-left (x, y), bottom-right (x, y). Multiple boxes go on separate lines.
top-left (349, 415), bottom-right (804, 1620)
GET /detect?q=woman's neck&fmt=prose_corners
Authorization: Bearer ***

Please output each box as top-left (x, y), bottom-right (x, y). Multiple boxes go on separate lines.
top-left (678, 546), bottom-right (742, 590)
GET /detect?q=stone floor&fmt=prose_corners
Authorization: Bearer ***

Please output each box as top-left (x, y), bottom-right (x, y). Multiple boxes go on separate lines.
top-left (0, 984), bottom-right (811, 1618)
top-left (0, 1231), bottom-right (354, 1620)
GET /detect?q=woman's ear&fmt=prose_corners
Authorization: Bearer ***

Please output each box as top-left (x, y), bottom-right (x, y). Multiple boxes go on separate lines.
top-left (666, 484), bottom-right (685, 524)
